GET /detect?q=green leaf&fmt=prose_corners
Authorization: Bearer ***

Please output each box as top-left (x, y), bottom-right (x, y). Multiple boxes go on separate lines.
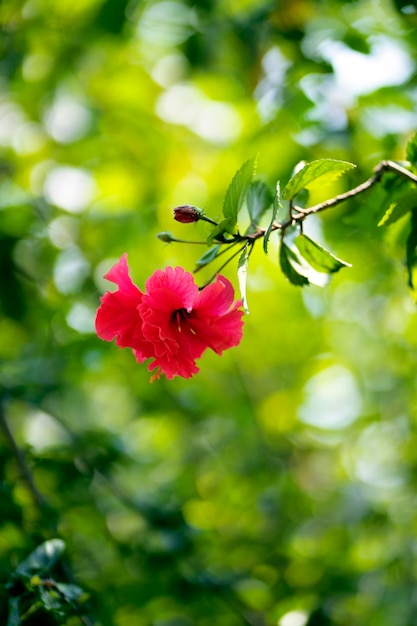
top-left (406, 210), bottom-right (417, 290)
top-left (246, 180), bottom-right (273, 226)
top-left (282, 159), bottom-right (356, 200)
top-left (206, 218), bottom-right (235, 245)
top-left (295, 234), bottom-right (351, 273)
top-left (16, 539), bottom-right (65, 577)
top-left (7, 598), bottom-right (21, 626)
top-left (39, 586), bottom-right (64, 614)
top-left (54, 582), bottom-right (85, 604)
top-left (195, 245), bottom-right (221, 267)
top-left (237, 244), bottom-right (250, 314)
top-left (222, 158), bottom-right (256, 226)
top-left (263, 182), bottom-right (281, 254)
top-left (279, 243), bottom-right (310, 286)
top-left (406, 132), bottom-right (417, 167)
top-left (378, 189), bottom-right (417, 226)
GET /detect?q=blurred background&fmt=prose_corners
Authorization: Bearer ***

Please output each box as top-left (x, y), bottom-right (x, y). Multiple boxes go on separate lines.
top-left (2, 0), bottom-right (417, 624)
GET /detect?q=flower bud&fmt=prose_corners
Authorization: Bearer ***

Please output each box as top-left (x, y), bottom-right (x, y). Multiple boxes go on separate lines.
top-left (173, 205), bottom-right (202, 223)
top-left (157, 231), bottom-right (177, 242)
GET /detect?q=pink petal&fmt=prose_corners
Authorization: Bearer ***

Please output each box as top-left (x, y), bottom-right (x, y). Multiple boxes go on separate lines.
top-left (103, 254), bottom-right (140, 296)
top-left (145, 266), bottom-right (198, 311)
top-left (195, 275), bottom-right (239, 316)
top-left (96, 258), bottom-right (244, 381)
top-left (189, 308), bottom-right (244, 354)
top-left (95, 254), bottom-right (147, 350)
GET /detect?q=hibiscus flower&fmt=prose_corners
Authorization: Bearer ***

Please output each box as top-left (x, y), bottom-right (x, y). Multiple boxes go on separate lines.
top-left (95, 254), bottom-right (244, 381)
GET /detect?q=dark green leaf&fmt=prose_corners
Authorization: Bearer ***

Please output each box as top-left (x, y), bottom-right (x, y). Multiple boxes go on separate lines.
top-left (195, 245), bottom-right (221, 267)
top-left (7, 598), bottom-right (21, 626)
top-left (222, 158), bottom-right (256, 226)
top-left (279, 243), bottom-right (310, 286)
top-left (246, 180), bottom-right (273, 226)
top-left (406, 210), bottom-right (417, 289)
top-left (237, 244), bottom-right (250, 314)
top-left (263, 182), bottom-right (281, 254)
top-left (54, 582), bottom-right (85, 604)
top-left (39, 586), bottom-right (63, 613)
top-left (343, 30), bottom-right (371, 54)
top-left (16, 539), bottom-right (65, 577)
top-left (295, 234), bottom-right (351, 273)
top-left (282, 159), bottom-right (356, 200)
top-left (96, 0), bottom-right (130, 35)
top-left (206, 218), bottom-right (235, 245)
top-left (378, 189), bottom-right (417, 226)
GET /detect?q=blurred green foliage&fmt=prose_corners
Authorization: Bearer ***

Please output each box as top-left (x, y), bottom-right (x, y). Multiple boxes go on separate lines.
top-left (2, 0), bottom-right (417, 624)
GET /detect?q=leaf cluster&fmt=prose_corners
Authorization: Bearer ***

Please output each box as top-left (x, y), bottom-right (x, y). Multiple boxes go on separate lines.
top-left (5, 540), bottom-right (87, 625)
top-left (162, 137), bottom-right (417, 310)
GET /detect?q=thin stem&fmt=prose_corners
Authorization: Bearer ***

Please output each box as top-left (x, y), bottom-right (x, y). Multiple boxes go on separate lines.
top-left (200, 214), bottom-right (219, 226)
top-left (379, 159), bottom-right (417, 184)
top-left (173, 239), bottom-right (208, 244)
top-left (158, 236), bottom-right (208, 244)
top-left (0, 402), bottom-right (47, 511)
top-left (193, 239), bottom-right (242, 274)
top-left (200, 243), bottom-right (248, 288)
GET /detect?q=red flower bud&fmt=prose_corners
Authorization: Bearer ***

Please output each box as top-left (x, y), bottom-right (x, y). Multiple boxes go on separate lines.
top-left (173, 205), bottom-right (202, 223)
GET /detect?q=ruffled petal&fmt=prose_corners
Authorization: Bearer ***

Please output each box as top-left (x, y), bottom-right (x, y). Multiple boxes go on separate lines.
top-left (145, 266), bottom-right (198, 311)
top-left (95, 255), bottom-right (150, 354)
top-left (195, 275), bottom-right (240, 316)
top-left (189, 308), bottom-right (244, 354)
top-left (148, 351), bottom-right (200, 380)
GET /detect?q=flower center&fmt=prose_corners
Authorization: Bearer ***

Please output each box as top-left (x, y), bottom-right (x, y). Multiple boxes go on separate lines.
top-left (172, 308), bottom-right (188, 332)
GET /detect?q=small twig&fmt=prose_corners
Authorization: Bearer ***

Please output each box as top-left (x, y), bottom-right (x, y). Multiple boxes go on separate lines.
top-left (200, 214), bottom-right (219, 226)
top-left (0, 402), bottom-right (47, 511)
top-left (237, 160), bottom-right (417, 244)
top-left (193, 239), bottom-right (242, 274)
top-left (378, 159), bottom-right (417, 184)
top-left (285, 160), bottom-right (417, 225)
top-left (199, 243), bottom-right (248, 288)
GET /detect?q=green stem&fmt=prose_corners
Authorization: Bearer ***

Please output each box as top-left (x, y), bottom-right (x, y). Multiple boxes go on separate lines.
top-left (284, 160), bottom-right (417, 227)
top-left (193, 239), bottom-right (242, 274)
top-left (199, 243), bottom-right (248, 288)
top-left (0, 402), bottom-right (47, 512)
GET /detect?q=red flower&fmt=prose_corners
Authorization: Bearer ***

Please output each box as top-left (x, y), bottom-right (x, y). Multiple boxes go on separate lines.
top-left (95, 254), bottom-right (244, 381)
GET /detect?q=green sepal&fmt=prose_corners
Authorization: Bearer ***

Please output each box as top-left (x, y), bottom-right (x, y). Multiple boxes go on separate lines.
top-left (295, 234), bottom-right (351, 273)
top-left (156, 231), bottom-right (177, 243)
top-left (282, 159), bottom-right (356, 200)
